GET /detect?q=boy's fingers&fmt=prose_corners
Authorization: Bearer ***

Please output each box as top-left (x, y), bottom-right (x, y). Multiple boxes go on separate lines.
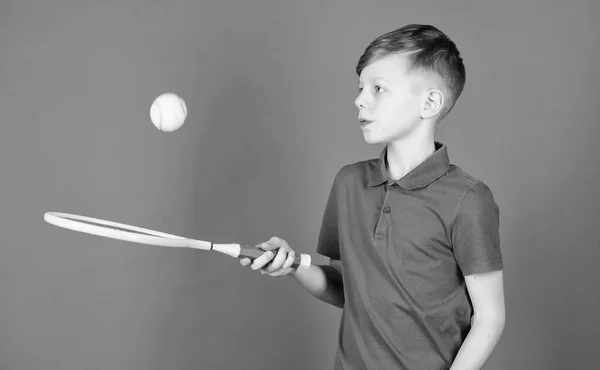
top-left (281, 251), bottom-right (296, 271)
top-left (267, 266), bottom-right (292, 277)
top-left (256, 241), bottom-right (278, 252)
top-left (271, 249), bottom-right (292, 272)
top-left (265, 248), bottom-right (287, 272)
top-left (250, 251), bottom-right (275, 270)
top-left (248, 238), bottom-right (294, 276)
top-left (268, 237), bottom-right (288, 250)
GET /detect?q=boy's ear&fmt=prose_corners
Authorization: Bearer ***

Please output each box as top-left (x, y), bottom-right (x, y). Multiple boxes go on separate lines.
top-left (421, 89), bottom-right (444, 119)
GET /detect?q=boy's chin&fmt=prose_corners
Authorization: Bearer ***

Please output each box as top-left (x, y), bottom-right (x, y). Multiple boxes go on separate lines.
top-left (362, 133), bottom-right (388, 145)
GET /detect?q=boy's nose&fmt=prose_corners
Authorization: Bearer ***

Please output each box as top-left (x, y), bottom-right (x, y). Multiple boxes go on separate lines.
top-left (354, 95), bottom-right (367, 109)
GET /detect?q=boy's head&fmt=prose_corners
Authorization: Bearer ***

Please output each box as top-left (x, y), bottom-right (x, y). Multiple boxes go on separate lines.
top-left (354, 24), bottom-right (466, 144)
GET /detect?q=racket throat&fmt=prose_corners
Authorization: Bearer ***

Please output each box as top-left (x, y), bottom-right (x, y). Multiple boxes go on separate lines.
top-left (210, 243), bottom-right (242, 258)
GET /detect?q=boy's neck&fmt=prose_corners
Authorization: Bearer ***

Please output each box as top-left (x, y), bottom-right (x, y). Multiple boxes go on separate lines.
top-left (385, 134), bottom-right (436, 181)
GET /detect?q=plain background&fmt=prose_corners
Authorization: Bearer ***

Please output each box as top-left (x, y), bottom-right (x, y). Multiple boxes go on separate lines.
top-left (1, 0), bottom-right (598, 369)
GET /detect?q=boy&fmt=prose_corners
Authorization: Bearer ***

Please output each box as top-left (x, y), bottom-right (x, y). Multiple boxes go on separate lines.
top-left (241, 24), bottom-right (505, 370)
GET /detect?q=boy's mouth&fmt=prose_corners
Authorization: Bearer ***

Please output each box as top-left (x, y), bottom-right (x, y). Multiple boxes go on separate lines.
top-left (359, 118), bottom-right (373, 127)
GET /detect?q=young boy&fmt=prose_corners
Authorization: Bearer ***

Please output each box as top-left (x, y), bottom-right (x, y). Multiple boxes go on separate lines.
top-left (240, 24), bottom-right (505, 370)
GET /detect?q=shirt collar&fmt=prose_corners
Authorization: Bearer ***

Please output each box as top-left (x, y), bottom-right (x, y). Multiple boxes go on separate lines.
top-left (367, 141), bottom-right (450, 190)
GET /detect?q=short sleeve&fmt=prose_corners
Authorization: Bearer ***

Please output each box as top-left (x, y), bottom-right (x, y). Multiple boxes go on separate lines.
top-left (451, 182), bottom-right (503, 276)
top-left (316, 171), bottom-right (341, 260)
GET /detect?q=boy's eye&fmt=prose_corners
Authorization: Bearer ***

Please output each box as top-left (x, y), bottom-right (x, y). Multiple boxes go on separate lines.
top-left (374, 86), bottom-right (383, 93)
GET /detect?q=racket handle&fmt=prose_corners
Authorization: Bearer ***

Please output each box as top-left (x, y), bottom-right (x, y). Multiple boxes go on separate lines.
top-left (239, 245), bottom-right (311, 270)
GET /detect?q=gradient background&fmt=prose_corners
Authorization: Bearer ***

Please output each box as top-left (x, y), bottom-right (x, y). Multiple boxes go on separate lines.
top-left (1, 0), bottom-right (598, 369)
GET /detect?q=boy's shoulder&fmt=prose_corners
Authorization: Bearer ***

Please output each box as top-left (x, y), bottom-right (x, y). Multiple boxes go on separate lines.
top-left (446, 164), bottom-right (492, 192)
top-left (330, 157), bottom-right (380, 187)
top-left (338, 157), bottom-right (378, 176)
top-left (333, 157), bottom-right (493, 194)
top-left (444, 165), bottom-right (499, 216)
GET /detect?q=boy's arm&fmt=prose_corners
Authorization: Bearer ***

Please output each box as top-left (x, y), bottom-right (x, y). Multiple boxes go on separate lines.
top-left (450, 269), bottom-right (506, 370)
top-left (289, 258), bottom-right (344, 308)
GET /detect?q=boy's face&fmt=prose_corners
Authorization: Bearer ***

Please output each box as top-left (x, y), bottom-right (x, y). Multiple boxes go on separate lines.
top-left (355, 53), bottom-right (425, 145)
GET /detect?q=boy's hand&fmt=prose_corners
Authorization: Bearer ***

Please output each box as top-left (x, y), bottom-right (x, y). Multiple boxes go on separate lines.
top-left (240, 236), bottom-right (297, 276)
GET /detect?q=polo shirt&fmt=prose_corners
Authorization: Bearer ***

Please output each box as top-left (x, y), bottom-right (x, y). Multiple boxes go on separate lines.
top-left (317, 142), bottom-right (503, 370)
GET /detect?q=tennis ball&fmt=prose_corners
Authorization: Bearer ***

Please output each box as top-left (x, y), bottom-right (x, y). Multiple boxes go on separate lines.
top-left (150, 93), bottom-right (187, 132)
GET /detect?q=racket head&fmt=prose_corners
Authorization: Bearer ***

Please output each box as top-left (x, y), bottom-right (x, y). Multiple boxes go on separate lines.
top-left (44, 212), bottom-right (212, 250)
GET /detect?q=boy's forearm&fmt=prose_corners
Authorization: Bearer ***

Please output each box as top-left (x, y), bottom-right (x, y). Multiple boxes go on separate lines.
top-left (449, 315), bottom-right (505, 370)
top-left (290, 264), bottom-right (344, 308)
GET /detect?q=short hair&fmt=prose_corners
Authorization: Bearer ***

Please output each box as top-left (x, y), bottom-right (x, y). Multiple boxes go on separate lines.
top-left (356, 24), bottom-right (466, 122)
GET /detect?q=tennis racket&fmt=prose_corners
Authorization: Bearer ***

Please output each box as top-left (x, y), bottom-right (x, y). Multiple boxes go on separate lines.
top-left (43, 212), bottom-right (311, 270)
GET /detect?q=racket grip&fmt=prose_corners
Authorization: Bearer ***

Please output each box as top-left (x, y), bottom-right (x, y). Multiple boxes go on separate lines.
top-left (239, 245), bottom-right (311, 270)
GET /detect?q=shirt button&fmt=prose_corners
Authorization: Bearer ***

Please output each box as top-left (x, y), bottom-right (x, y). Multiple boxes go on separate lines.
top-left (383, 205), bottom-right (391, 214)
top-left (389, 184), bottom-right (396, 190)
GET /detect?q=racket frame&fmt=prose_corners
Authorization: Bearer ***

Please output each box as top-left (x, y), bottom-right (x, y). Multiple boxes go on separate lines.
top-left (44, 212), bottom-right (311, 269)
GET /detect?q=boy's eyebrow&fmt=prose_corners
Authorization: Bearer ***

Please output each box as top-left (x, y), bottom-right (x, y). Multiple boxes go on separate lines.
top-left (372, 77), bottom-right (390, 84)
top-left (358, 76), bottom-right (388, 85)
